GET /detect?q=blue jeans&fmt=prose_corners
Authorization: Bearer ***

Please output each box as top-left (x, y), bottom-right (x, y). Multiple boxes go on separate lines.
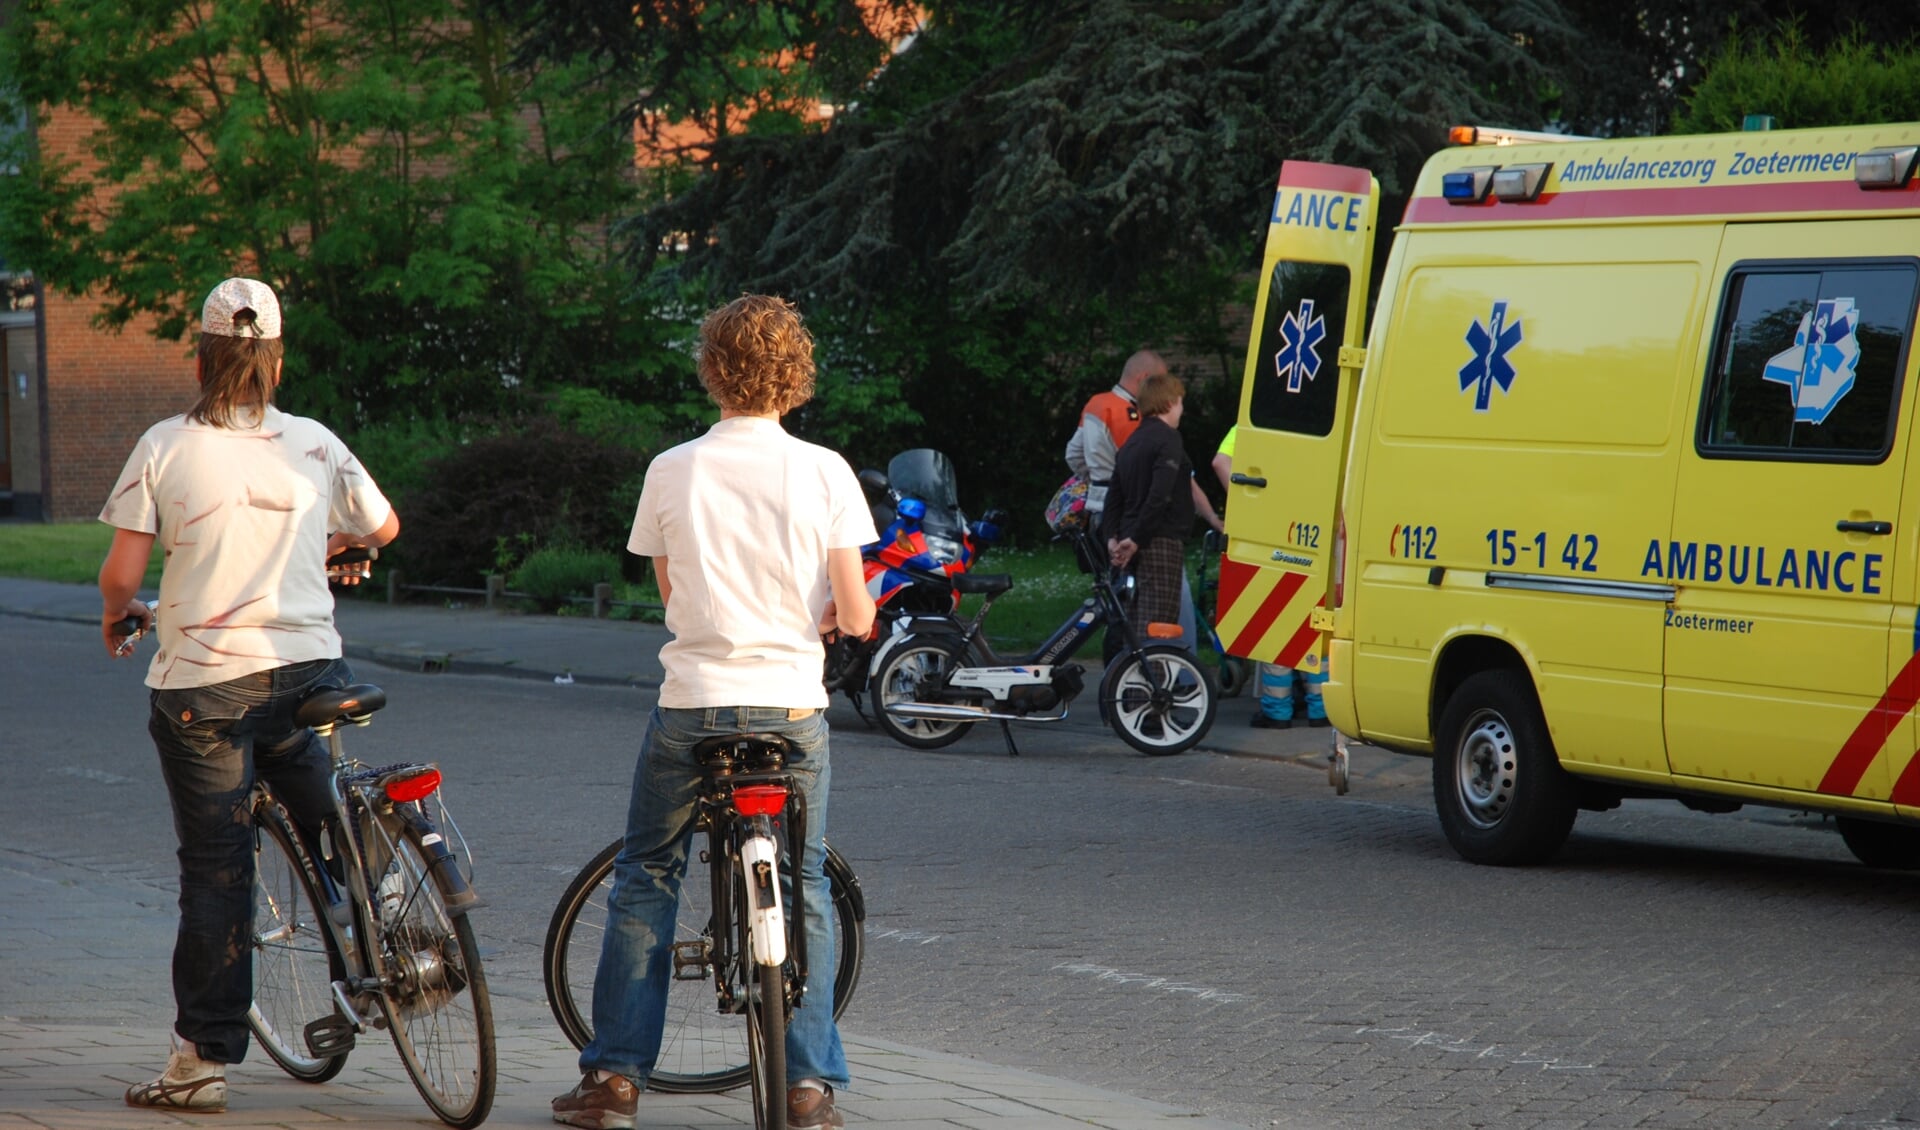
top-left (1258, 662), bottom-right (1326, 721)
top-left (148, 658), bottom-right (352, 1064)
top-left (582, 705), bottom-right (848, 1089)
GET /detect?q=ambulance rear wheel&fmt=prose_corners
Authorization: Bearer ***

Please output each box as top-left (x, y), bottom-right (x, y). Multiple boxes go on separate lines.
top-left (1835, 817), bottom-right (1920, 869)
top-left (1434, 669), bottom-right (1576, 866)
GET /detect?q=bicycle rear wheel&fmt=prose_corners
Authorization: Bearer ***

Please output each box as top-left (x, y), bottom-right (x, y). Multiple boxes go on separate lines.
top-left (370, 818), bottom-right (496, 1128)
top-left (249, 800), bottom-right (348, 1083)
top-left (543, 835), bottom-right (865, 1093)
top-left (745, 954), bottom-right (787, 1130)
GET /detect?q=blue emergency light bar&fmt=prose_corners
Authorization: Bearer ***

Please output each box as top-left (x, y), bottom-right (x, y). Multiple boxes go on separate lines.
top-left (1442, 167), bottom-right (1496, 204)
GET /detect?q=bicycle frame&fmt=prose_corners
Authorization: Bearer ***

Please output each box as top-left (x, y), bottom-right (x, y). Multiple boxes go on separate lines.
top-left (948, 529), bottom-right (1142, 670)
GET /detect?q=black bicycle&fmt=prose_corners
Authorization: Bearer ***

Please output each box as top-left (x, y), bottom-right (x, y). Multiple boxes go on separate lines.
top-left (542, 733), bottom-right (865, 1129)
top-left (112, 609), bottom-right (495, 1128)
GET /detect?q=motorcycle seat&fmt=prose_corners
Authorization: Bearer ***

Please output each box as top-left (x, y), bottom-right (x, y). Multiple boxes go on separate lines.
top-left (951, 572), bottom-right (1013, 596)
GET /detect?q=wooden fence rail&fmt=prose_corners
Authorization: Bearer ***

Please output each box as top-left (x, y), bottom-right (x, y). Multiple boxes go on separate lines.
top-left (382, 572), bottom-right (663, 619)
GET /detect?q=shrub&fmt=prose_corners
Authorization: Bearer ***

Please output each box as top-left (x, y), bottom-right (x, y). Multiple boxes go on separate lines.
top-left (398, 417), bottom-right (653, 586)
top-left (1675, 31), bottom-right (1920, 133)
top-left (511, 545), bottom-right (625, 612)
top-left (340, 416), bottom-right (470, 503)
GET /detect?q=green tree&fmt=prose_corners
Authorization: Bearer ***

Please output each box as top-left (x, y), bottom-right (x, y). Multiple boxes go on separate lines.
top-left (0, 0), bottom-right (687, 426)
top-left (1552, 1), bottom-right (1920, 136)
top-left (596, 0), bottom-right (1566, 526)
top-left (1674, 28), bottom-right (1920, 133)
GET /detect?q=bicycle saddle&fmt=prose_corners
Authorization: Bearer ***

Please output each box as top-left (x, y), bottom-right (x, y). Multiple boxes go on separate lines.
top-left (294, 683), bottom-right (388, 728)
top-left (951, 572), bottom-right (1013, 596)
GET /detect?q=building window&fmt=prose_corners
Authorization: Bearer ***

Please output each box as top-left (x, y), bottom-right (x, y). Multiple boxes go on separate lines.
top-left (1, 272), bottom-right (31, 312)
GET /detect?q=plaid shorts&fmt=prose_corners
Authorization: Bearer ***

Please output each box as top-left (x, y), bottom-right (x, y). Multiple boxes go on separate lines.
top-left (1128, 537), bottom-right (1185, 635)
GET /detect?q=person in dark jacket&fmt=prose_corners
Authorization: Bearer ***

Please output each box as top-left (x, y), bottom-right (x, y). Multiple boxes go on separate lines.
top-left (1103, 371), bottom-right (1198, 647)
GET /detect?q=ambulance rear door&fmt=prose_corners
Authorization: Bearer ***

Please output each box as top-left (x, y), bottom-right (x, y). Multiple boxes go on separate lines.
top-left (1218, 161), bottom-right (1378, 671)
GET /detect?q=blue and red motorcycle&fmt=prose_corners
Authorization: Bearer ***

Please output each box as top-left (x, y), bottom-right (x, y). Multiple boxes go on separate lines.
top-left (823, 449), bottom-right (1004, 721)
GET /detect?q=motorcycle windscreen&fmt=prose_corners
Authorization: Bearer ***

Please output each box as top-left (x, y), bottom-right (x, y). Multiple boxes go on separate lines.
top-left (1217, 161), bottom-right (1377, 668)
top-left (886, 449), bottom-right (968, 553)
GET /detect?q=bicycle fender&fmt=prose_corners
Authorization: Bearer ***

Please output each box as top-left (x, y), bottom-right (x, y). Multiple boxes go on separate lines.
top-left (398, 808), bottom-right (485, 915)
top-left (825, 845), bottom-right (865, 923)
top-left (740, 833), bottom-right (788, 966)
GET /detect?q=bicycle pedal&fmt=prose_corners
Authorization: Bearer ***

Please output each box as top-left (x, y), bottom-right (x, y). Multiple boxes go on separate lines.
top-left (671, 939), bottom-right (712, 980)
top-left (304, 1014), bottom-right (356, 1057)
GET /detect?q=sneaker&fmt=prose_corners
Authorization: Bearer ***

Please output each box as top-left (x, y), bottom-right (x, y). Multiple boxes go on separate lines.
top-left (553, 1070), bottom-right (638, 1129)
top-left (125, 1033), bottom-right (227, 1112)
top-left (1249, 713), bottom-right (1293, 730)
top-left (1307, 716), bottom-right (1331, 728)
top-left (789, 1081), bottom-right (846, 1129)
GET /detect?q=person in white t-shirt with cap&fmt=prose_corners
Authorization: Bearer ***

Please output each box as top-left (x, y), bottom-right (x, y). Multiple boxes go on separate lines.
top-left (98, 277), bottom-right (399, 1113)
top-left (553, 294), bottom-right (876, 1130)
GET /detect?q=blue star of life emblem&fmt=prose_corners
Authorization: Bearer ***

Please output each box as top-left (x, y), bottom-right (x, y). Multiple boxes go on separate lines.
top-left (1460, 300), bottom-right (1522, 412)
top-left (1273, 299), bottom-right (1326, 393)
top-left (1761, 296), bottom-right (1861, 425)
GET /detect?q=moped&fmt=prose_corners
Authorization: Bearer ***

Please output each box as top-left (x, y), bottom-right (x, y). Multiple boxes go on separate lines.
top-left (867, 516), bottom-right (1215, 756)
top-left (822, 449), bottom-right (1004, 721)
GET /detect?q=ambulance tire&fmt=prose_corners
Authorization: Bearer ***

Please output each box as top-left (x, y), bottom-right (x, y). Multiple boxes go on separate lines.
top-left (1835, 817), bottom-right (1920, 870)
top-left (1434, 669), bottom-right (1577, 866)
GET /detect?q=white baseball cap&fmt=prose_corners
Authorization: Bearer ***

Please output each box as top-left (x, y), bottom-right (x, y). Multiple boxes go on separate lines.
top-left (200, 277), bottom-right (282, 339)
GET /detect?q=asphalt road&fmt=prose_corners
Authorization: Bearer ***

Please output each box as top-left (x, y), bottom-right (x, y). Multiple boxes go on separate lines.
top-left (9, 613), bottom-right (1920, 1129)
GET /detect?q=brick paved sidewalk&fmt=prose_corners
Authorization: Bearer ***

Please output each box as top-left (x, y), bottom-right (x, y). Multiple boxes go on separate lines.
top-left (0, 847), bottom-right (1259, 1130)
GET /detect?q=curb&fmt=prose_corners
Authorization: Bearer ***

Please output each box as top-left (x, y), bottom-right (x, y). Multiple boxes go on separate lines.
top-left (346, 641), bottom-right (661, 690)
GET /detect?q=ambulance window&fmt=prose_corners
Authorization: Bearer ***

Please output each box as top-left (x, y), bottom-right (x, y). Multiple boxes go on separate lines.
top-left (1248, 260), bottom-right (1350, 437)
top-left (1699, 260), bottom-right (1917, 462)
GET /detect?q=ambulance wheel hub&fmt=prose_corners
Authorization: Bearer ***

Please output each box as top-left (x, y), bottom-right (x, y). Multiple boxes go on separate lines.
top-left (1455, 711), bottom-right (1517, 829)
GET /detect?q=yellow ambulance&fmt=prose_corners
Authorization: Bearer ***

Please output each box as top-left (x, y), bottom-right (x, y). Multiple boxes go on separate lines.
top-left (1216, 123), bottom-right (1920, 866)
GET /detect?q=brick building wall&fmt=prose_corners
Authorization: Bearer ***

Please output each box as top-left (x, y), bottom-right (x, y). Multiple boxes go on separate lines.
top-left (16, 102), bottom-right (197, 521)
top-left (42, 289), bottom-right (194, 519)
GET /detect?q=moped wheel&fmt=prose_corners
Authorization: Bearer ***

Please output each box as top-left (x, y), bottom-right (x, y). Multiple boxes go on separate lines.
top-left (249, 800), bottom-right (349, 1083)
top-left (542, 836), bottom-right (865, 1093)
top-left (869, 639), bottom-right (975, 750)
top-left (1102, 645), bottom-right (1216, 755)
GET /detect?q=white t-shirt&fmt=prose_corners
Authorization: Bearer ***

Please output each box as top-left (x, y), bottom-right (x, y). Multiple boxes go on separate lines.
top-left (100, 406), bottom-right (393, 690)
top-left (629, 416), bottom-right (877, 709)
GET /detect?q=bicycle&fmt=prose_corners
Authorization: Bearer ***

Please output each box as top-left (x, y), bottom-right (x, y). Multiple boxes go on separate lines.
top-left (542, 732), bottom-right (864, 1130)
top-left (113, 611), bottom-right (496, 1129)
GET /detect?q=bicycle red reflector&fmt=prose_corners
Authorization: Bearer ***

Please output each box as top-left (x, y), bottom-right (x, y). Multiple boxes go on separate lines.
top-left (384, 769), bottom-right (442, 803)
top-left (733, 785), bottom-right (789, 816)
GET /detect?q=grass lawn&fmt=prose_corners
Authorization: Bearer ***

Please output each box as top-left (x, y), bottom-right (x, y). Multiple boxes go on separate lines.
top-left (0, 521), bottom-right (164, 588)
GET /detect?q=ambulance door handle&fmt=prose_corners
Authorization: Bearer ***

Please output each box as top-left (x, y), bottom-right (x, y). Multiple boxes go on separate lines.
top-left (1230, 473), bottom-right (1268, 488)
top-left (1836, 519), bottom-right (1893, 535)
